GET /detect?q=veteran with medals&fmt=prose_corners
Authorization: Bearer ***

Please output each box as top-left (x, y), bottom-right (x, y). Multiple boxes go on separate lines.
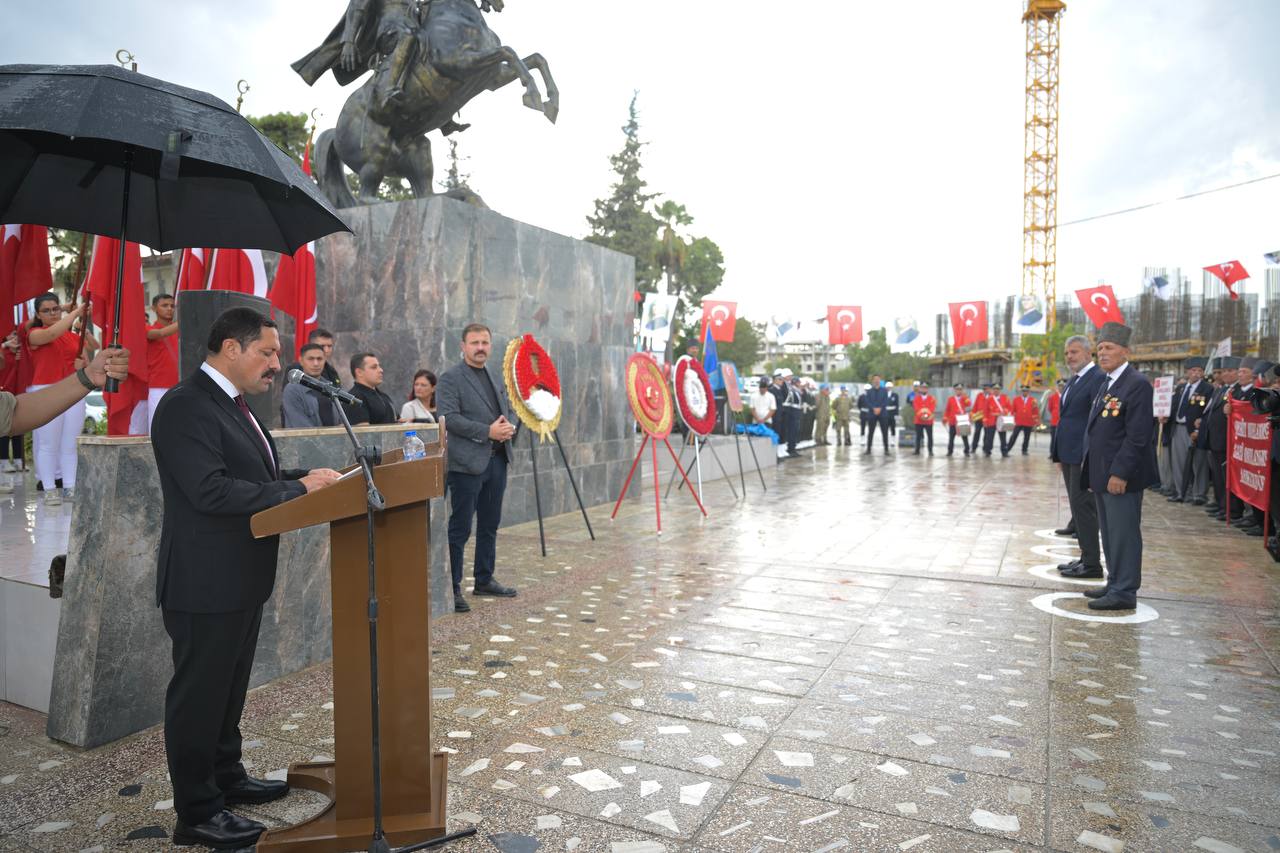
top-left (1080, 322), bottom-right (1157, 610)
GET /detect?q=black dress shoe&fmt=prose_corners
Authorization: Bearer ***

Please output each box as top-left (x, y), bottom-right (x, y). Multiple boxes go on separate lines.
top-left (1057, 559), bottom-right (1083, 572)
top-left (1062, 565), bottom-right (1104, 579)
top-left (173, 809), bottom-right (266, 849)
top-left (1242, 525), bottom-right (1264, 536)
top-left (1232, 518), bottom-right (1252, 528)
top-left (473, 581), bottom-right (517, 597)
top-left (1053, 527), bottom-right (1076, 536)
top-left (1191, 497), bottom-right (1207, 506)
top-left (1167, 495), bottom-right (1183, 503)
top-left (1083, 586), bottom-right (1108, 599)
top-left (453, 588), bottom-right (470, 613)
top-left (1088, 594), bottom-right (1136, 611)
top-left (222, 775), bottom-right (288, 806)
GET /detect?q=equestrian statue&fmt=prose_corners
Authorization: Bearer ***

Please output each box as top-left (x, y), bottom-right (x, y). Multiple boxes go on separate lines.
top-left (293, 0), bottom-right (558, 207)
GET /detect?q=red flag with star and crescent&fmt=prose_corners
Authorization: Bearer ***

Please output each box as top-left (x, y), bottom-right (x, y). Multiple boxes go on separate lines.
top-left (700, 299), bottom-right (737, 343)
top-left (948, 301), bottom-right (988, 348)
top-left (826, 305), bottom-right (863, 345)
top-left (1075, 285), bottom-right (1125, 328)
top-left (1204, 261), bottom-right (1248, 301)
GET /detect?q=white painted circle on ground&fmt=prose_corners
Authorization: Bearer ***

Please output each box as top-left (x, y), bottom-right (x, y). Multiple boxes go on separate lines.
top-left (1027, 563), bottom-right (1105, 586)
top-left (1029, 592), bottom-right (1159, 624)
top-left (1030, 543), bottom-right (1080, 560)
top-left (1033, 528), bottom-right (1076, 541)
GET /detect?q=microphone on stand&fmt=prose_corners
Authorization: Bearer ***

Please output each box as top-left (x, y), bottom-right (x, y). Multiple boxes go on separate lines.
top-left (287, 368), bottom-right (358, 404)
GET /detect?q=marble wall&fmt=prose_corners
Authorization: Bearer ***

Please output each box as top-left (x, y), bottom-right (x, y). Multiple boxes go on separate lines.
top-left (308, 196), bottom-right (639, 529)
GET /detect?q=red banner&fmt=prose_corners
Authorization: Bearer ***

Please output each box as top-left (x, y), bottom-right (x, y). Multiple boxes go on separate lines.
top-left (1227, 408), bottom-right (1271, 518)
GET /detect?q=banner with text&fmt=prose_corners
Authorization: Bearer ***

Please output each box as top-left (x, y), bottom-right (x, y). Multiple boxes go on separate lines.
top-left (1153, 376), bottom-right (1174, 418)
top-left (1227, 409), bottom-right (1271, 514)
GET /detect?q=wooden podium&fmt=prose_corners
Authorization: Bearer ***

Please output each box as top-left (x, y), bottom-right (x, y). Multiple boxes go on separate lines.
top-left (250, 436), bottom-right (449, 852)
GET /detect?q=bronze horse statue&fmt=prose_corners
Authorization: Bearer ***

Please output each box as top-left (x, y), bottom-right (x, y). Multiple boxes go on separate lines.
top-left (293, 0), bottom-right (558, 207)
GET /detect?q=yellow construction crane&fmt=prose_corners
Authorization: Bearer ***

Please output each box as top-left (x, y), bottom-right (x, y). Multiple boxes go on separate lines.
top-left (1016, 0), bottom-right (1065, 390)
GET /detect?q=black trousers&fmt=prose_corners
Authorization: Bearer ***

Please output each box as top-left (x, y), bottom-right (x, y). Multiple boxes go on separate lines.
top-left (782, 408), bottom-right (801, 452)
top-left (1011, 425), bottom-right (1033, 453)
top-left (1210, 449), bottom-right (1241, 517)
top-left (983, 425), bottom-right (1010, 455)
top-left (0, 434), bottom-right (22, 461)
top-left (865, 418), bottom-right (890, 452)
top-left (947, 426), bottom-right (970, 455)
top-left (163, 605), bottom-right (263, 825)
top-left (913, 424), bottom-right (933, 453)
top-left (1096, 490), bottom-right (1144, 605)
top-left (448, 453), bottom-right (508, 589)
top-left (1061, 462), bottom-right (1102, 569)
top-left (970, 421), bottom-right (984, 452)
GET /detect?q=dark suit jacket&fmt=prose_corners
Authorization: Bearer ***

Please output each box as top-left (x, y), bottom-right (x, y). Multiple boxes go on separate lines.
top-left (1050, 364), bottom-right (1106, 465)
top-left (151, 368), bottom-right (308, 612)
top-left (863, 386), bottom-right (891, 422)
top-left (1081, 364), bottom-right (1157, 493)
top-left (348, 382), bottom-right (397, 425)
top-left (1202, 383), bottom-right (1243, 453)
top-left (436, 360), bottom-right (516, 475)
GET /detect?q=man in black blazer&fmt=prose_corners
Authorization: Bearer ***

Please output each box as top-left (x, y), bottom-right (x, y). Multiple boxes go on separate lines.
top-left (1203, 356), bottom-right (1243, 521)
top-left (1080, 322), bottom-right (1157, 610)
top-left (435, 323), bottom-right (519, 613)
top-left (1168, 357), bottom-right (1211, 503)
top-left (863, 375), bottom-right (892, 454)
top-left (1050, 334), bottom-right (1107, 578)
top-left (151, 308), bottom-right (340, 849)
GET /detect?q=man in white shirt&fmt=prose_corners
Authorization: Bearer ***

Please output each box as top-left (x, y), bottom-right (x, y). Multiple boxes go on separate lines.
top-left (750, 379), bottom-right (776, 430)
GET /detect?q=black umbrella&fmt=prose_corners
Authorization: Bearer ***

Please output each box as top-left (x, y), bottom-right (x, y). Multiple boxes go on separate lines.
top-left (0, 64), bottom-right (350, 388)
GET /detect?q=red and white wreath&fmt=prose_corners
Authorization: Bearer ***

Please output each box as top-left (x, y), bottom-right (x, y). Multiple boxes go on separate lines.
top-left (503, 333), bottom-right (563, 441)
top-left (673, 355), bottom-right (716, 436)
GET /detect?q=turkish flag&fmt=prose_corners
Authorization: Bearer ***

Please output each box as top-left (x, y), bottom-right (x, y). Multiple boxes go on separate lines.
top-left (1204, 260), bottom-right (1249, 300)
top-left (1075, 285), bottom-right (1125, 328)
top-left (948, 301), bottom-right (988, 348)
top-left (826, 305), bottom-right (863, 345)
top-left (270, 241), bottom-right (317, 359)
top-left (85, 237), bottom-right (149, 435)
top-left (175, 248), bottom-right (212, 292)
top-left (207, 248), bottom-right (268, 297)
top-left (0, 224), bottom-right (53, 338)
top-left (700, 299), bottom-right (737, 342)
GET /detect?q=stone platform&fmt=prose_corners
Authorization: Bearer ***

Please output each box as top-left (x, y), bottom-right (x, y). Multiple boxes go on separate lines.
top-left (3, 438), bottom-right (1279, 852)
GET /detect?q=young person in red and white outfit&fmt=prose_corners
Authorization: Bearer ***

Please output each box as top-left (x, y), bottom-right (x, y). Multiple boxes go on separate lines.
top-left (145, 293), bottom-right (180, 433)
top-left (944, 382), bottom-right (973, 456)
top-left (1010, 385), bottom-right (1040, 455)
top-left (26, 292), bottom-right (98, 504)
top-left (911, 381), bottom-right (938, 456)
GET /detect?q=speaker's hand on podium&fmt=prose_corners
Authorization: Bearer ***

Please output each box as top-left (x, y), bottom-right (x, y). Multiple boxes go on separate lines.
top-left (301, 468), bottom-right (342, 492)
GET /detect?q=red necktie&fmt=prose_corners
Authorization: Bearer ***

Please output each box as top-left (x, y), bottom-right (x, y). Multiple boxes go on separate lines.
top-left (234, 395), bottom-right (274, 465)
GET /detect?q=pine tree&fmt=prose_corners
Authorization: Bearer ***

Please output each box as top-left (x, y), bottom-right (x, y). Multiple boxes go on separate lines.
top-left (585, 93), bottom-right (662, 292)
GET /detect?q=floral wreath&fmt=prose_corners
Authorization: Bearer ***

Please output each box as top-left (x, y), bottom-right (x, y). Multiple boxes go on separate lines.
top-left (673, 355), bottom-right (716, 436)
top-left (625, 353), bottom-right (673, 438)
top-left (503, 333), bottom-right (562, 442)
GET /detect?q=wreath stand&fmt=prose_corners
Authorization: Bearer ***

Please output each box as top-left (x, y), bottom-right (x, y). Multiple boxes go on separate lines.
top-left (610, 433), bottom-right (707, 535)
top-left (527, 428), bottom-right (596, 557)
top-left (732, 415), bottom-right (768, 494)
top-left (664, 429), bottom-right (739, 502)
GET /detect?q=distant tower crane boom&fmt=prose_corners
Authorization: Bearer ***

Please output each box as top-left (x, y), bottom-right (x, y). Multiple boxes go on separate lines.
top-left (1017, 0), bottom-right (1064, 389)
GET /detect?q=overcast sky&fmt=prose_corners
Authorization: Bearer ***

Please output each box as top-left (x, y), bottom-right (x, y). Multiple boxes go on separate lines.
top-left (4, 0), bottom-right (1278, 345)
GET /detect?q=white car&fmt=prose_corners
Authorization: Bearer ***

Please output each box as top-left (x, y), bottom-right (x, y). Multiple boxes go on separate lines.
top-left (83, 392), bottom-right (107, 433)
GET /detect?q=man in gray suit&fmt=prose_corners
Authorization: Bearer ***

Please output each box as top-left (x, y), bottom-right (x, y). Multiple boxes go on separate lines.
top-left (436, 323), bottom-right (519, 613)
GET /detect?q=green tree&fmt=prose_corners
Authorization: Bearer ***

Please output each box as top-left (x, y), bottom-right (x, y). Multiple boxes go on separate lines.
top-left (1015, 322), bottom-right (1079, 384)
top-left (47, 229), bottom-right (89, 301)
top-left (247, 112), bottom-right (310, 164)
top-left (841, 328), bottom-right (931, 383)
top-left (439, 138), bottom-right (471, 191)
top-left (585, 94), bottom-right (662, 293)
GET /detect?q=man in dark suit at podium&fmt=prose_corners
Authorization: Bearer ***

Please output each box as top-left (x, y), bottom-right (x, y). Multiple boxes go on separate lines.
top-left (1080, 321), bottom-right (1157, 611)
top-left (151, 307), bottom-right (340, 849)
top-left (436, 323), bottom-right (519, 613)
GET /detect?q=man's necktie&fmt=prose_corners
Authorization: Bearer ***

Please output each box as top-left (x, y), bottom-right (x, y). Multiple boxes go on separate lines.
top-left (234, 395), bottom-right (274, 464)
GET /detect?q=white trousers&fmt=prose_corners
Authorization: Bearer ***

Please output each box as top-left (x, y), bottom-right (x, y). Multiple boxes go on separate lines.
top-left (144, 387), bottom-right (173, 433)
top-left (27, 384), bottom-right (85, 489)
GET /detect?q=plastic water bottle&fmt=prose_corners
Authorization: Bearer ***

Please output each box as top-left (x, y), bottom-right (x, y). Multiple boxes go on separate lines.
top-left (402, 430), bottom-right (426, 461)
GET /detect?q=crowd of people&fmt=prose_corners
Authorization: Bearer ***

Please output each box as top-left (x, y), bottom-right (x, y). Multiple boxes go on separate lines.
top-left (280, 328), bottom-right (439, 429)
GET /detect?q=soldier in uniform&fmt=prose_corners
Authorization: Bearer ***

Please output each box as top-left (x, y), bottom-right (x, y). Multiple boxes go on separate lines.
top-left (832, 386), bottom-right (854, 446)
top-left (813, 385), bottom-right (832, 446)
